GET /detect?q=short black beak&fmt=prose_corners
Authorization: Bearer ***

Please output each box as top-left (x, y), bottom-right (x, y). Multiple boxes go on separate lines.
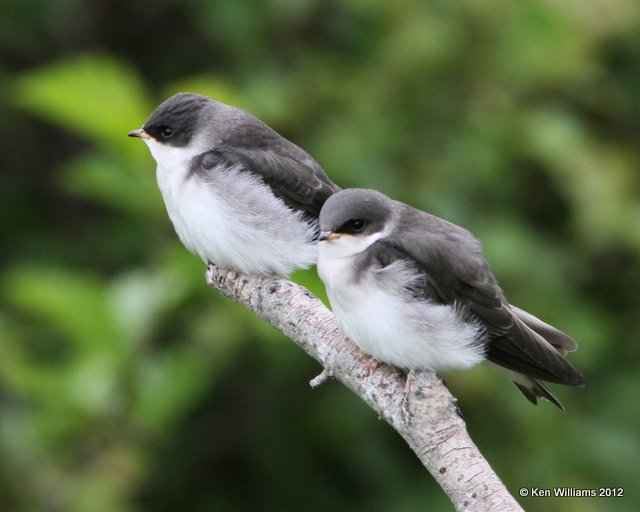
top-left (128, 128), bottom-right (150, 139)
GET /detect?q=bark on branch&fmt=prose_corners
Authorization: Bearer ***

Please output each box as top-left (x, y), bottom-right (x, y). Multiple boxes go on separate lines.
top-left (205, 263), bottom-right (523, 512)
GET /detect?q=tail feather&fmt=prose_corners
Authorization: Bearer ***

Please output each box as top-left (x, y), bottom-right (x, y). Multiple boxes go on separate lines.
top-left (489, 362), bottom-right (569, 411)
top-left (486, 306), bottom-right (585, 410)
top-left (513, 380), bottom-right (565, 411)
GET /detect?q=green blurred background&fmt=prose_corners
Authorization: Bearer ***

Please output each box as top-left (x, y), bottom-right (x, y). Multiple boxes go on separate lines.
top-left (1, 0), bottom-right (639, 510)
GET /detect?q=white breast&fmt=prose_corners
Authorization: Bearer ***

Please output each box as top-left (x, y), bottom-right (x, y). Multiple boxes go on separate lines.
top-left (318, 242), bottom-right (487, 371)
top-left (151, 143), bottom-right (317, 276)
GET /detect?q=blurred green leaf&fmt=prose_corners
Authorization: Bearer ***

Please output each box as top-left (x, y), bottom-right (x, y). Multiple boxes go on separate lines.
top-left (4, 266), bottom-right (122, 352)
top-left (62, 152), bottom-right (163, 217)
top-left (523, 108), bottom-right (640, 250)
top-left (12, 53), bottom-right (151, 160)
top-left (134, 349), bottom-right (217, 432)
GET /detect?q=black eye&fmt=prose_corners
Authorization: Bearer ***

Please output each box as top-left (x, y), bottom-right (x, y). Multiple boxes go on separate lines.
top-left (160, 126), bottom-right (173, 138)
top-left (350, 219), bottom-right (364, 231)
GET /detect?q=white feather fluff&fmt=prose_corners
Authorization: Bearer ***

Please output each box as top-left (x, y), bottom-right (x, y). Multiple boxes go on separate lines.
top-left (318, 234), bottom-right (487, 371)
top-left (146, 138), bottom-right (317, 276)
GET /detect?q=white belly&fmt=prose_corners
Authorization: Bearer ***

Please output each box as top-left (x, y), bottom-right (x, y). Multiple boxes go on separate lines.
top-left (156, 162), bottom-right (317, 276)
top-left (318, 252), bottom-right (486, 371)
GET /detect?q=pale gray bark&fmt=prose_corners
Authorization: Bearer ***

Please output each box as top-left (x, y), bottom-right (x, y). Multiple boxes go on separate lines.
top-left (206, 264), bottom-right (524, 512)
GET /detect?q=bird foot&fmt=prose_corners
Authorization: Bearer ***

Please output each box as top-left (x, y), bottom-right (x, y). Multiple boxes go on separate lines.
top-left (401, 370), bottom-right (417, 423)
top-left (361, 356), bottom-right (381, 377)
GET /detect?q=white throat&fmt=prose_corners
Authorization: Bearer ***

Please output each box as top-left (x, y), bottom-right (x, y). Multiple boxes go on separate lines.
top-left (146, 139), bottom-right (318, 276)
top-left (321, 231), bottom-right (385, 259)
top-left (143, 138), bottom-right (202, 169)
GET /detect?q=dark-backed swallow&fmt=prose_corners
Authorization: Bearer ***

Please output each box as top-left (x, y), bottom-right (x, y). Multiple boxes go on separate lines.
top-left (317, 188), bottom-right (585, 409)
top-left (129, 92), bottom-right (339, 276)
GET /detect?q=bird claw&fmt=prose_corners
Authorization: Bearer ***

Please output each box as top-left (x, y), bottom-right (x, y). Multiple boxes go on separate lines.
top-left (401, 370), bottom-right (417, 423)
top-left (403, 369), bottom-right (416, 395)
top-left (361, 356), bottom-right (381, 377)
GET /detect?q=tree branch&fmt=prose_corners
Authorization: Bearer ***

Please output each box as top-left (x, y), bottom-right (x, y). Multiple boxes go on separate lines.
top-left (206, 263), bottom-right (524, 512)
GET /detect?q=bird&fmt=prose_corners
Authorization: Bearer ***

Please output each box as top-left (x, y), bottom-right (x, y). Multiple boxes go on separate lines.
top-left (316, 188), bottom-right (585, 409)
top-left (128, 92), bottom-right (340, 276)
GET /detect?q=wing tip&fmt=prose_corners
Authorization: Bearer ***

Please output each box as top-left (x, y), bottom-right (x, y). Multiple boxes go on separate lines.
top-left (508, 314), bottom-right (587, 386)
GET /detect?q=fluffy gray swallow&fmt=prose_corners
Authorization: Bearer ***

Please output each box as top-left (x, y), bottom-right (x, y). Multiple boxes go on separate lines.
top-left (317, 188), bottom-right (585, 409)
top-left (129, 92), bottom-right (340, 276)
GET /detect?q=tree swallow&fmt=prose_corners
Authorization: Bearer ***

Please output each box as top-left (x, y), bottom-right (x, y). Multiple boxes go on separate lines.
top-left (317, 188), bottom-right (585, 409)
top-left (129, 92), bottom-right (340, 276)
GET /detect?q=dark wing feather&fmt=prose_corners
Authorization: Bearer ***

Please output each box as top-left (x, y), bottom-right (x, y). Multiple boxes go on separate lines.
top-left (385, 207), bottom-right (513, 336)
top-left (385, 205), bottom-right (585, 386)
top-left (486, 317), bottom-right (585, 385)
top-left (510, 306), bottom-right (577, 354)
top-left (204, 121), bottom-right (339, 218)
